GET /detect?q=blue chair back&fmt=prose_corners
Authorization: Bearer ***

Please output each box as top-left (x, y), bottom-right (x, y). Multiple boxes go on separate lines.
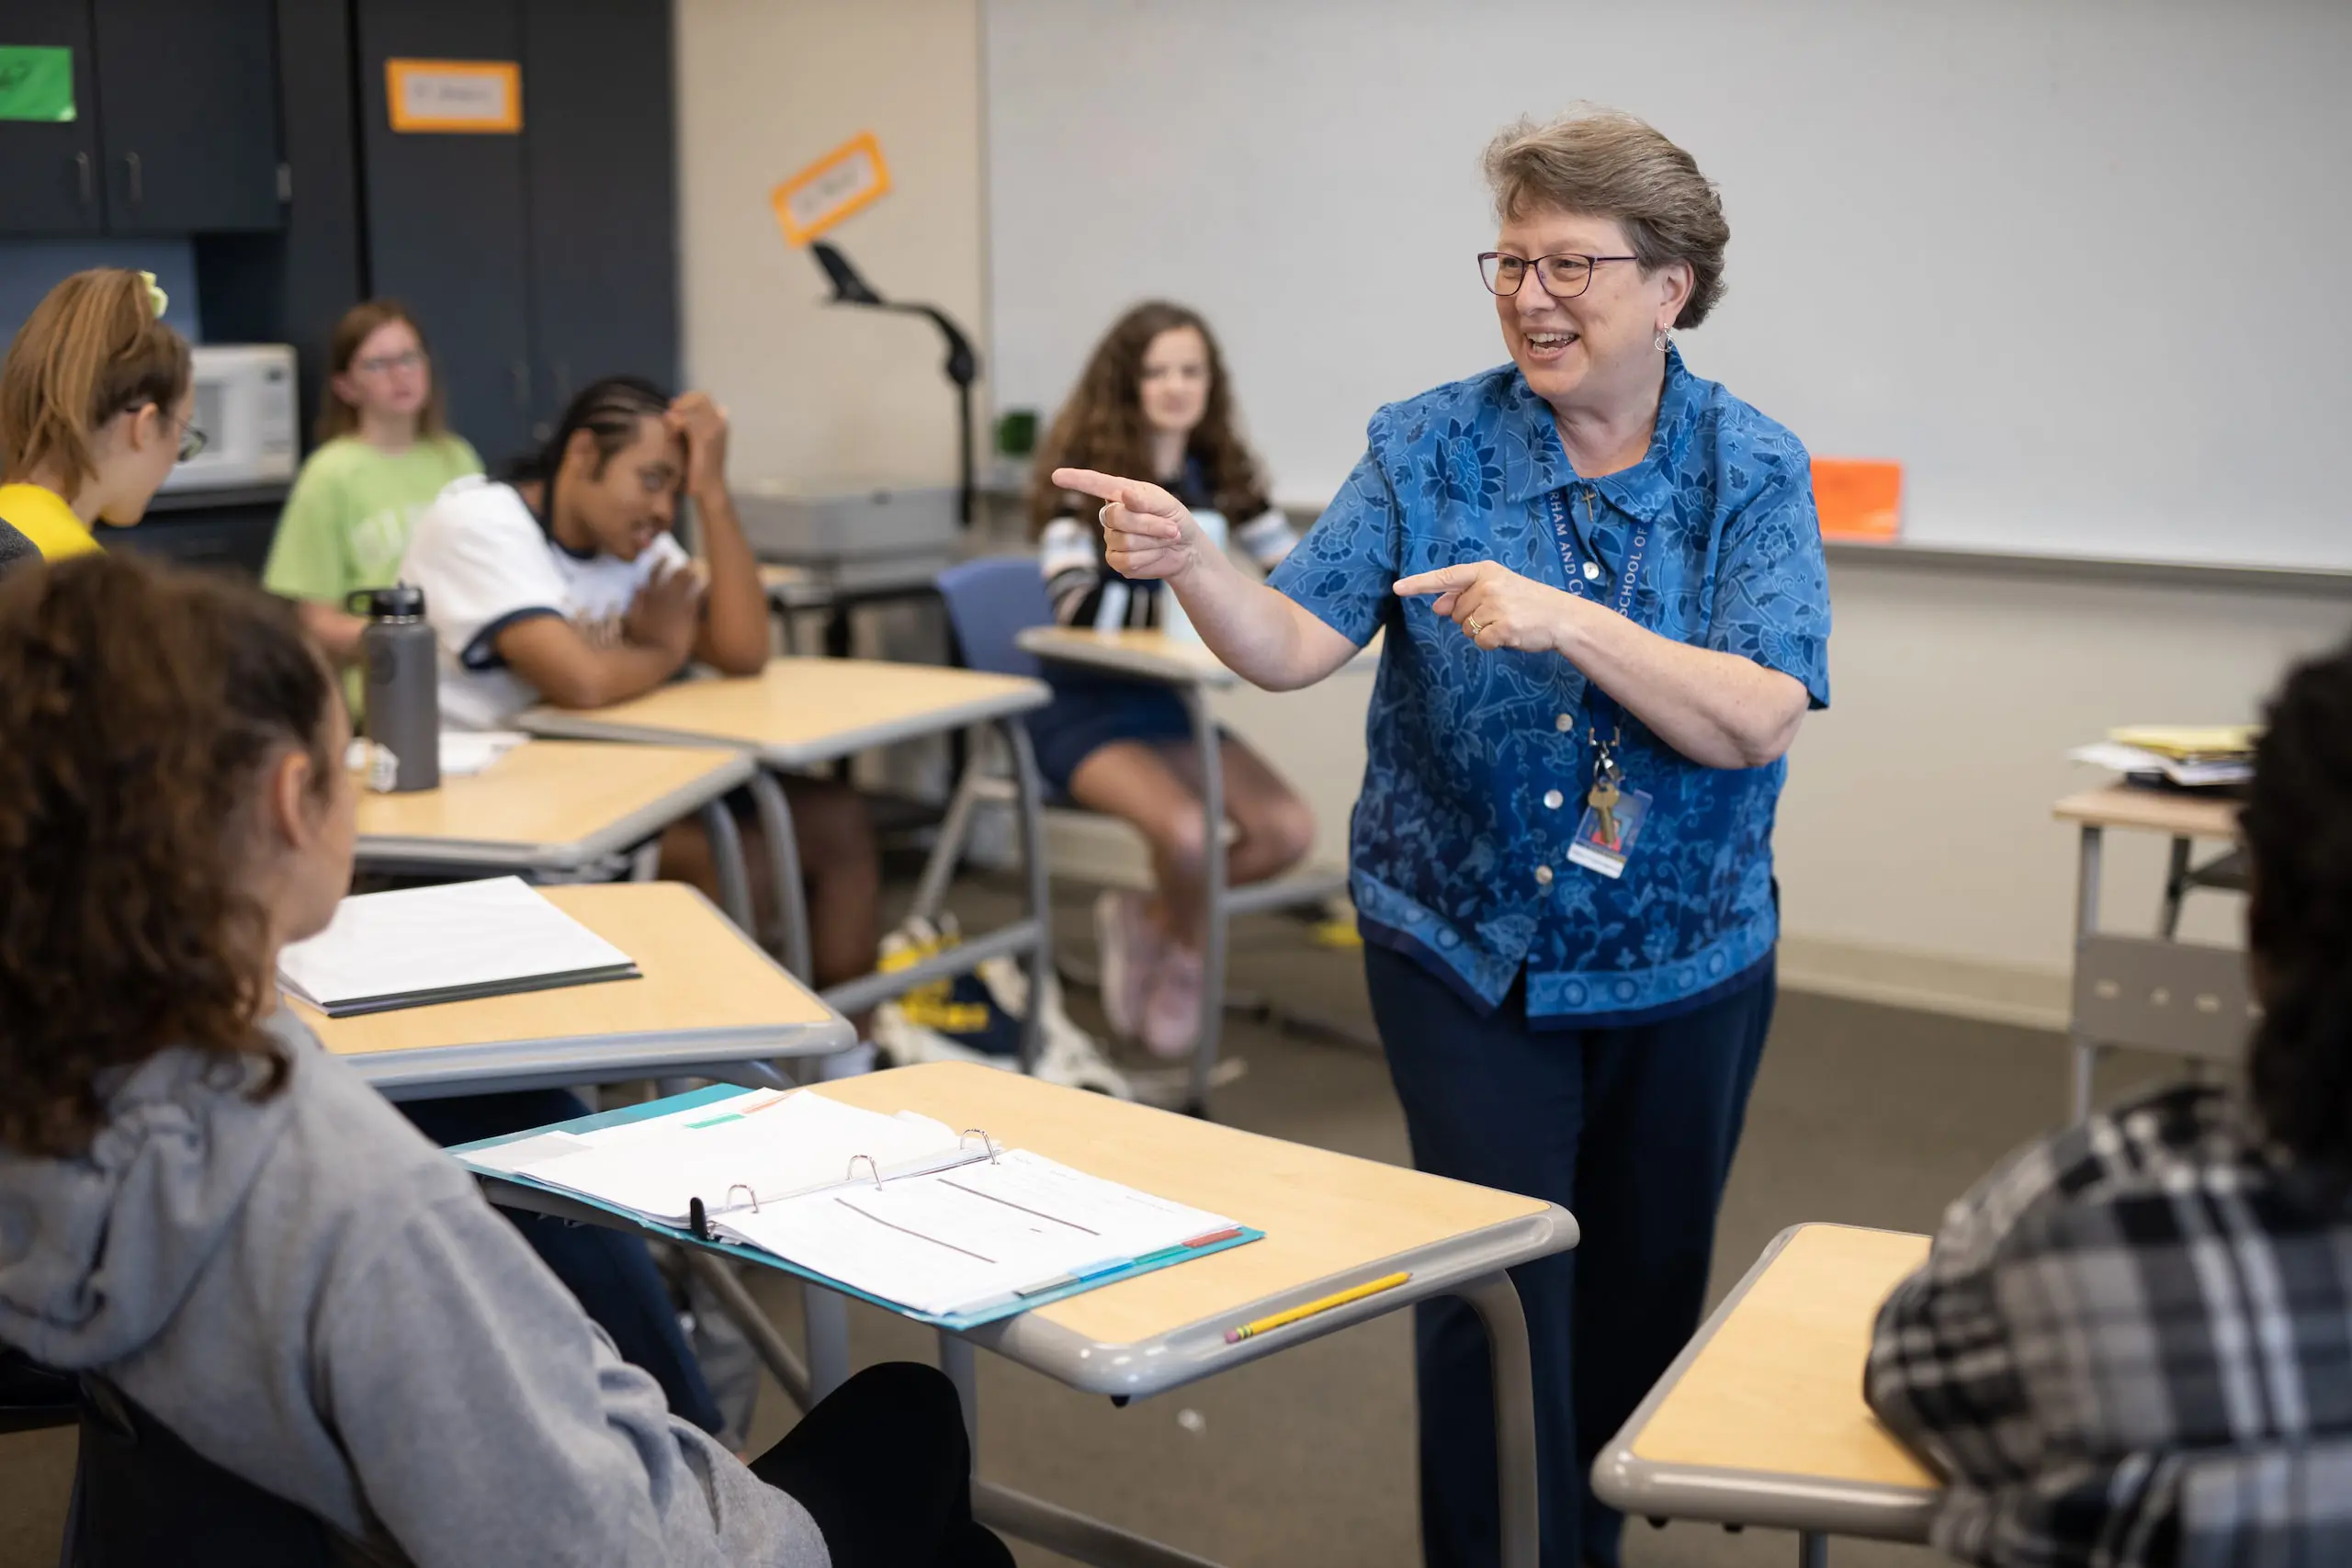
top-left (935, 557), bottom-right (1051, 679)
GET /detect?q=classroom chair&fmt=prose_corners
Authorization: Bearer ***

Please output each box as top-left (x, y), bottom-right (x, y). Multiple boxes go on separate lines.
top-left (2069, 930), bottom-right (2256, 1115)
top-left (933, 556), bottom-right (1355, 1110)
top-left (66, 1376), bottom-right (340, 1566)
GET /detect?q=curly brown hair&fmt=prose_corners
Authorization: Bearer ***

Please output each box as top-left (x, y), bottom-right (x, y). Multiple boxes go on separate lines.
top-left (1027, 301), bottom-right (1269, 536)
top-left (2245, 637), bottom-right (2352, 1169)
top-left (0, 554), bottom-right (335, 1156)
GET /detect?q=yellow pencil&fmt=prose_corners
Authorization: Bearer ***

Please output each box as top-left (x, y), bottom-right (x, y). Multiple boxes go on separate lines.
top-left (1225, 1272), bottom-right (1411, 1344)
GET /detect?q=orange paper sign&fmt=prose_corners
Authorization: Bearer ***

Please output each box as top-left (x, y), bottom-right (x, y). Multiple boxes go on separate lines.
top-left (1810, 458), bottom-right (1903, 541)
top-left (771, 132), bottom-right (891, 247)
top-left (386, 60), bottom-right (521, 134)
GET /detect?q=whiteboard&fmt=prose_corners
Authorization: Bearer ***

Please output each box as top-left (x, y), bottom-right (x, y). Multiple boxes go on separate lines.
top-left (983, 0), bottom-right (2352, 571)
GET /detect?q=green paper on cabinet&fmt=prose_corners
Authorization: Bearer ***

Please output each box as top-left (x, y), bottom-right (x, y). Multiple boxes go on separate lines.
top-left (0, 47), bottom-right (74, 122)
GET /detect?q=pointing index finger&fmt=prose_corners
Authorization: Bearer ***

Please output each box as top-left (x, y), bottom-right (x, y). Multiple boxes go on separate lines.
top-left (1392, 563), bottom-right (1484, 596)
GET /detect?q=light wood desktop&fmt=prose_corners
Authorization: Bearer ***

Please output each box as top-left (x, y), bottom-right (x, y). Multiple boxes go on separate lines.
top-left (296, 882), bottom-right (852, 1099)
top-left (1017, 625), bottom-right (1246, 686)
top-left (520, 657), bottom-right (1046, 769)
top-left (477, 1057), bottom-right (1575, 1568)
top-left (2052, 784), bottom-right (2240, 840)
top-left (355, 739), bottom-right (752, 868)
top-left (1593, 1224), bottom-right (1938, 1561)
top-left (820, 1059), bottom-right (1555, 1349)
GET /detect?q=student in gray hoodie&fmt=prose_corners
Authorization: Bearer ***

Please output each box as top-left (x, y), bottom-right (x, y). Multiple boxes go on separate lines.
top-left (0, 553), bottom-right (1012, 1568)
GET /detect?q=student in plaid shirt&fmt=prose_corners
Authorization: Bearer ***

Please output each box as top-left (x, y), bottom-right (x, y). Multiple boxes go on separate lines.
top-left (1866, 637), bottom-right (2352, 1567)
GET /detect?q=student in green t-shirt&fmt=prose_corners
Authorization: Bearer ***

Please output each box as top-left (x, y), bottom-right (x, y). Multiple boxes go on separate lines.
top-left (264, 300), bottom-right (481, 679)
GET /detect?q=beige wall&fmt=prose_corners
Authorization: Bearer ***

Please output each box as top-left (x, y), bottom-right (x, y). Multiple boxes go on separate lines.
top-left (674, 0), bottom-right (2352, 1026)
top-left (1207, 563), bottom-right (2349, 1028)
top-left (673, 0), bottom-right (985, 492)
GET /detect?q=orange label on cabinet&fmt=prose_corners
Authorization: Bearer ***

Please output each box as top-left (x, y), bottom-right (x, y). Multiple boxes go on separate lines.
top-left (387, 59), bottom-right (521, 134)
top-left (1810, 458), bottom-right (1903, 541)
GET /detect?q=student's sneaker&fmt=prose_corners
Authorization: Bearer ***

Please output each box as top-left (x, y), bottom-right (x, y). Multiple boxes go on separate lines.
top-left (869, 920), bottom-right (1133, 1099)
top-left (1093, 889), bottom-right (1163, 1041)
top-left (1139, 943), bottom-right (1205, 1060)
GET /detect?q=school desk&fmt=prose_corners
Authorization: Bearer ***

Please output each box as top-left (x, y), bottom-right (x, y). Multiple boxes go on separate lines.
top-left (473, 1059), bottom-right (1579, 1568)
top-left (2052, 786), bottom-right (2248, 1120)
top-left (293, 881), bottom-right (853, 1100)
top-left (355, 739), bottom-right (760, 930)
top-left (1015, 626), bottom-right (1356, 1114)
top-left (1591, 1224), bottom-right (1939, 1567)
top-left (517, 658), bottom-right (1054, 1050)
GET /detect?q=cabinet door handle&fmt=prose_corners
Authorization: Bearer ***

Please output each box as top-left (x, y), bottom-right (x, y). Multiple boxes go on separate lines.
top-left (511, 361), bottom-right (530, 410)
top-left (124, 152), bottom-right (142, 204)
top-left (74, 152), bottom-right (93, 205)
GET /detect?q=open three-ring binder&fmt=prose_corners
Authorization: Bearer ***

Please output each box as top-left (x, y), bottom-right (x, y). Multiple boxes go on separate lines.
top-left (453, 1085), bottom-right (1261, 1328)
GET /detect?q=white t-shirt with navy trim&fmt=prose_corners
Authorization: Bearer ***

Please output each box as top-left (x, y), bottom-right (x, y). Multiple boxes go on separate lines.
top-left (399, 475), bottom-right (690, 731)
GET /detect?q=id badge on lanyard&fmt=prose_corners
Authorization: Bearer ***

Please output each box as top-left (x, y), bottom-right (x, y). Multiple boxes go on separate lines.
top-left (1545, 487), bottom-right (1654, 880)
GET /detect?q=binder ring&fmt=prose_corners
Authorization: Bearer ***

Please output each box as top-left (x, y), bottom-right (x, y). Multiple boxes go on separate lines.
top-left (960, 1129), bottom-right (1001, 1164)
top-left (725, 1183), bottom-right (760, 1213)
top-left (847, 1154), bottom-right (885, 1190)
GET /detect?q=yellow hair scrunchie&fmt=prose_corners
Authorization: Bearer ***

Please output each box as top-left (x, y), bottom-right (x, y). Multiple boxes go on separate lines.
top-left (138, 269), bottom-right (167, 321)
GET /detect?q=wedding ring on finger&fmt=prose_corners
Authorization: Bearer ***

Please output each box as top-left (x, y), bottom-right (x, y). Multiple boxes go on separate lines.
top-left (1464, 616), bottom-right (1485, 637)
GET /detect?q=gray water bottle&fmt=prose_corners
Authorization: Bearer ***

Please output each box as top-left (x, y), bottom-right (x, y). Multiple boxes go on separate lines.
top-left (348, 583), bottom-right (439, 792)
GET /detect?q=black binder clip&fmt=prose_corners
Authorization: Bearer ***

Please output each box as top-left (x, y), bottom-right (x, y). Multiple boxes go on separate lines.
top-left (688, 1197), bottom-right (710, 1242)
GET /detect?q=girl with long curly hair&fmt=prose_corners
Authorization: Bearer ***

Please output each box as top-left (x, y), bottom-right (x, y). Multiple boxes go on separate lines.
top-left (0, 554), bottom-right (1006, 1568)
top-left (1027, 302), bottom-right (1314, 1058)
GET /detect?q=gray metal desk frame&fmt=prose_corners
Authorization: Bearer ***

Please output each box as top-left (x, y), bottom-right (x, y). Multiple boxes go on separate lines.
top-left (522, 674), bottom-right (1056, 1394)
top-left (481, 1167), bottom-right (1576, 1568)
top-left (1590, 1224), bottom-right (1938, 1567)
top-left (1013, 627), bottom-right (1351, 1114)
top-left (2059, 792), bottom-right (2245, 1122)
top-left (354, 749), bottom-right (764, 935)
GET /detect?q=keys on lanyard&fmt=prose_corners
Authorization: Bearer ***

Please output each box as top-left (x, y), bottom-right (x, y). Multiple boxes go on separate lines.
top-left (1588, 729), bottom-right (1624, 848)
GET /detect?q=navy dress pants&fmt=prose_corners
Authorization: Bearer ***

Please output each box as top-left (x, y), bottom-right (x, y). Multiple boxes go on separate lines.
top-left (1364, 943), bottom-right (1774, 1568)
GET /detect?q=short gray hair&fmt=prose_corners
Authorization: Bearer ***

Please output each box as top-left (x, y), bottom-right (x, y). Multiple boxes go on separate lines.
top-left (1483, 107), bottom-right (1730, 329)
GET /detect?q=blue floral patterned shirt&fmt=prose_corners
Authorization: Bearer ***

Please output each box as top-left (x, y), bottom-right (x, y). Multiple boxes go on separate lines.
top-left (1266, 347), bottom-right (1831, 1024)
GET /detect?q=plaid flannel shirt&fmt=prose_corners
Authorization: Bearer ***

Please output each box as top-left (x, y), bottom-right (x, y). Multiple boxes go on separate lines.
top-left (1866, 1084), bottom-right (2352, 1568)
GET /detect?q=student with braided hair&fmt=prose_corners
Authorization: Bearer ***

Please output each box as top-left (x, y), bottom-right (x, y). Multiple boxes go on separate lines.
top-left (1869, 637), bottom-right (2352, 1566)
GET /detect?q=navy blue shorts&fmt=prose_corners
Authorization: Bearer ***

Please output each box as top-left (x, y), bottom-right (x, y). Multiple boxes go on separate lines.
top-left (1025, 672), bottom-right (1194, 798)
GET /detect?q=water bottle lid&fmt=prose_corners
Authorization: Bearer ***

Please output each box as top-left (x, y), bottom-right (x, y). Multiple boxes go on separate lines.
top-left (348, 583), bottom-right (426, 619)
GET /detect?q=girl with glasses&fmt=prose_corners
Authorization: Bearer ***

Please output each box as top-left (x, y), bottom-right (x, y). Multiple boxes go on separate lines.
top-left (0, 266), bottom-right (194, 568)
top-left (263, 299), bottom-right (483, 688)
top-left (1028, 302), bottom-right (1317, 1059)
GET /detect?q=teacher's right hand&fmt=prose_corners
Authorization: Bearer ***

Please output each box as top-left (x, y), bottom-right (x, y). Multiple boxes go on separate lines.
top-left (1051, 468), bottom-right (1205, 583)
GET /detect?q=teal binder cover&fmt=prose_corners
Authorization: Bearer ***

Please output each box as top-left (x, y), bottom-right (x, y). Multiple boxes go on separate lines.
top-left (449, 1084), bottom-right (1261, 1331)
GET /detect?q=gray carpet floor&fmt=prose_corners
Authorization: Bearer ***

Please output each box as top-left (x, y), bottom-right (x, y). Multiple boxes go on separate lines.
top-left (0, 891), bottom-right (2181, 1567)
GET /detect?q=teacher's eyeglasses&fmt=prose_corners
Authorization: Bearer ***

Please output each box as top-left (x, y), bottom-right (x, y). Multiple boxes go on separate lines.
top-left (1478, 252), bottom-right (1638, 300)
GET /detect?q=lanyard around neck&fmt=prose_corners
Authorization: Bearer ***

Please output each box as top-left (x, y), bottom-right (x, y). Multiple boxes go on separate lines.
top-left (1544, 485), bottom-right (1652, 761)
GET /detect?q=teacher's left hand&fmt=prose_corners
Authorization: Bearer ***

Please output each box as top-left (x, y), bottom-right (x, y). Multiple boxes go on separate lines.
top-left (1394, 560), bottom-right (1580, 654)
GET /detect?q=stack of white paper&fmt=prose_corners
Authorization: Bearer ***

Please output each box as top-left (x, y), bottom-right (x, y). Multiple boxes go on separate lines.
top-left (439, 730), bottom-right (529, 776)
top-left (279, 876), bottom-right (639, 1017)
top-left (474, 1088), bottom-right (1243, 1319)
top-left (2068, 741), bottom-right (2252, 789)
top-left (515, 1090), bottom-right (975, 1226)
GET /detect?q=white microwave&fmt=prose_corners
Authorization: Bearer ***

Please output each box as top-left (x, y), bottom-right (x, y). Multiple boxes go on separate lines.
top-left (160, 343), bottom-right (300, 495)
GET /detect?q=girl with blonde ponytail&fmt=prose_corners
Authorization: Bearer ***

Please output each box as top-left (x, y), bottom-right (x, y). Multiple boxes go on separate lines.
top-left (0, 266), bottom-right (194, 563)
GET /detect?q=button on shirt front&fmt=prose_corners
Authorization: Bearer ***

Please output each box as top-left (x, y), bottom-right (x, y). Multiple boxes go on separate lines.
top-left (1265, 348), bottom-right (1832, 1023)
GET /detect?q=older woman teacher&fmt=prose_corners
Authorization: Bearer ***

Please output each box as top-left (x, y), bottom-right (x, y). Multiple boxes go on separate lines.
top-left (1056, 107), bottom-right (1829, 1568)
